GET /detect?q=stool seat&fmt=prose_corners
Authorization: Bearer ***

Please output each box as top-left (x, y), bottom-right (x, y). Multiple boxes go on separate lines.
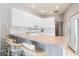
top-left (5, 38), bottom-right (23, 56)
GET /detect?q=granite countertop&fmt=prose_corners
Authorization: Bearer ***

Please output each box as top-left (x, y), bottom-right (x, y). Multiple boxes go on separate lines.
top-left (9, 33), bottom-right (66, 47)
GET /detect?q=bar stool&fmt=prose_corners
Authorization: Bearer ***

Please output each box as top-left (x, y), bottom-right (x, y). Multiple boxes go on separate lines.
top-left (5, 38), bottom-right (24, 56)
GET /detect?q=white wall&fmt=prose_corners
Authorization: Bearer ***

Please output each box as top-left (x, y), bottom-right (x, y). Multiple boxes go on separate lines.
top-left (64, 4), bottom-right (79, 19)
top-left (55, 14), bottom-right (63, 22)
top-left (0, 4), bottom-right (12, 51)
top-left (63, 3), bottom-right (79, 37)
top-left (0, 4), bottom-right (1, 52)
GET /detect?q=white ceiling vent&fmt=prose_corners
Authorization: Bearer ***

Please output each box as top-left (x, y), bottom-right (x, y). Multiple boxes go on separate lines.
top-left (53, 10), bottom-right (60, 13)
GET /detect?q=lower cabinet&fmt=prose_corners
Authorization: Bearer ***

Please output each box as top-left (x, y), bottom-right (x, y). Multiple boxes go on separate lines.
top-left (46, 44), bottom-right (63, 56)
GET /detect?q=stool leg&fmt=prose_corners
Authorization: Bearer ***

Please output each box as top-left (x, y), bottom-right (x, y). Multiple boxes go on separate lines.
top-left (7, 47), bottom-right (10, 56)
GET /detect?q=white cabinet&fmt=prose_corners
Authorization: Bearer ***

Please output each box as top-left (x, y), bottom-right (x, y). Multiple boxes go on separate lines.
top-left (12, 8), bottom-right (55, 27)
top-left (12, 8), bottom-right (32, 27)
top-left (46, 44), bottom-right (63, 56)
top-left (35, 18), bottom-right (55, 27)
top-left (12, 8), bottom-right (23, 27)
top-left (41, 18), bottom-right (55, 27)
top-left (22, 11), bottom-right (34, 27)
top-left (12, 8), bottom-right (41, 27)
top-left (34, 18), bottom-right (41, 27)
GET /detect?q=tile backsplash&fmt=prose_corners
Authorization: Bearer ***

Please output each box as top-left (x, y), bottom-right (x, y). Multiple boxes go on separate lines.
top-left (10, 27), bottom-right (55, 35)
top-left (10, 27), bottom-right (29, 34)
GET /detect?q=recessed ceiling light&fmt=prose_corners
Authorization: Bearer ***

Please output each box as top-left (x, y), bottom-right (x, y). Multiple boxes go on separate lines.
top-left (56, 6), bottom-right (59, 9)
top-left (32, 4), bottom-right (35, 8)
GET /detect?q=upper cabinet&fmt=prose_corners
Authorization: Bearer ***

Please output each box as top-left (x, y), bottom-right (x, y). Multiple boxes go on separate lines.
top-left (12, 8), bottom-right (23, 27)
top-left (12, 8), bottom-right (41, 27)
top-left (41, 18), bottom-right (55, 27)
top-left (12, 8), bottom-right (55, 27)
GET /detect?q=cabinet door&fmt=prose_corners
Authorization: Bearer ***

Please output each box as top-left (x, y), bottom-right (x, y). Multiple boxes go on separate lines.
top-left (12, 8), bottom-right (34, 27)
top-left (46, 44), bottom-right (58, 56)
top-left (12, 8), bottom-right (55, 27)
top-left (34, 18), bottom-right (42, 27)
top-left (22, 11), bottom-right (34, 27)
top-left (46, 44), bottom-right (63, 56)
top-left (12, 8), bottom-right (23, 27)
top-left (41, 18), bottom-right (55, 27)
top-left (25, 13), bottom-right (42, 27)
top-left (57, 46), bottom-right (63, 56)
top-left (12, 8), bottom-right (41, 27)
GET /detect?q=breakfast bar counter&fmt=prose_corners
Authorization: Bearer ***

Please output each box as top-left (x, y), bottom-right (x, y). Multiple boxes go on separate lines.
top-left (9, 33), bottom-right (66, 46)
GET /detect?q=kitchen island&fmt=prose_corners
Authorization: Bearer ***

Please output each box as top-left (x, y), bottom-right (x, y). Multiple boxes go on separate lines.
top-left (9, 33), bottom-right (66, 46)
top-left (6, 33), bottom-right (67, 56)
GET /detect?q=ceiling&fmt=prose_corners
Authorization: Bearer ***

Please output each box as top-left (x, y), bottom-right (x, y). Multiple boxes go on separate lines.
top-left (13, 3), bottom-right (72, 18)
